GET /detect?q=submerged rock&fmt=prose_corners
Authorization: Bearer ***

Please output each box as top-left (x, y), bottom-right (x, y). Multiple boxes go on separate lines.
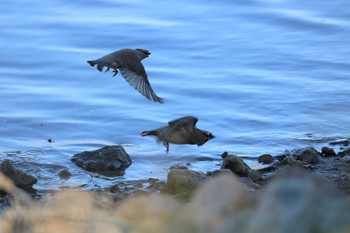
top-left (71, 145), bottom-right (132, 176)
top-left (221, 153), bottom-right (251, 176)
top-left (0, 159), bottom-right (37, 190)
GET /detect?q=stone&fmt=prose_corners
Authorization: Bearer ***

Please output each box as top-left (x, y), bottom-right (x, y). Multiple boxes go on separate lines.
top-left (321, 147), bottom-right (337, 157)
top-left (221, 154), bottom-right (251, 176)
top-left (71, 145), bottom-right (132, 176)
top-left (58, 169), bottom-right (71, 179)
top-left (248, 169), bottom-right (264, 184)
top-left (291, 147), bottom-right (320, 164)
top-left (338, 148), bottom-right (350, 157)
top-left (0, 159), bottom-right (37, 190)
top-left (165, 169), bottom-right (207, 197)
top-left (258, 154), bottom-right (274, 164)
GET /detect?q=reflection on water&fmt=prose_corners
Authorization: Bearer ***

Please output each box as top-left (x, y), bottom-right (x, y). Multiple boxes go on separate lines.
top-left (0, 0), bottom-right (350, 192)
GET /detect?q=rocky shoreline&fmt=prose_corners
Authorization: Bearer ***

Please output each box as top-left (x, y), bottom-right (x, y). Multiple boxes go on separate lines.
top-left (1, 143), bottom-right (350, 207)
top-left (1, 142), bottom-right (350, 232)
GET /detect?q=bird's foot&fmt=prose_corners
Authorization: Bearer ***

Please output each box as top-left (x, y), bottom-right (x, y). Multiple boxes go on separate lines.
top-left (112, 69), bottom-right (118, 77)
top-left (104, 66), bottom-right (110, 72)
top-left (163, 142), bottom-right (169, 155)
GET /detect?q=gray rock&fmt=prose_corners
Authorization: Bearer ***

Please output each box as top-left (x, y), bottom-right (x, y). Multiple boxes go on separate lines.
top-left (165, 169), bottom-right (207, 198)
top-left (291, 147), bottom-right (320, 164)
top-left (221, 154), bottom-right (251, 176)
top-left (0, 159), bottom-right (37, 190)
top-left (258, 154), bottom-right (274, 164)
top-left (71, 145), bottom-right (132, 176)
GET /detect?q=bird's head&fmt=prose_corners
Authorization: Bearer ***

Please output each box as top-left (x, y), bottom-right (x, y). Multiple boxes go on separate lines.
top-left (198, 130), bottom-right (215, 146)
top-left (135, 48), bottom-right (151, 60)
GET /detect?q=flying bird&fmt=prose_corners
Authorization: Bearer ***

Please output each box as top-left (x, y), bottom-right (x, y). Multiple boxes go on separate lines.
top-left (141, 116), bottom-right (214, 153)
top-left (87, 48), bottom-right (164, 104)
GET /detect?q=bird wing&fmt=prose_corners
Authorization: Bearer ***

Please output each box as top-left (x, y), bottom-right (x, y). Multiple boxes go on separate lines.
top-left (168, 116), bottom-right (198, 127)
top-left (119, 65), bottom-right (164, 104)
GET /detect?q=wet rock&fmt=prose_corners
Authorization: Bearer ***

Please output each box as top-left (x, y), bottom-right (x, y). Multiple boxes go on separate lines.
top-left (71, 145), bottom-right (132, 176)
top-left (221, 153), bottom-right (251, 176)
top-left (258, 154), bottom-right (274, 164)
top-left (321, 147), bottom-right (337, 157)
top-left (291, 147), bottom-right (320, 164)
top-left (0, 159), bottom-right (37, 190)
top-left (338, 148), bottom-right (350, 157)
top-left (220, 151), bottom-right (230, 159)
top-left (170, 164), bottom-right (188, 170)
top-left (329, 138), bottom-right (350, 146)
top-left (165, 169), bottom-right (207, 198)
top-left (58, 169), bottom-right (71, 179)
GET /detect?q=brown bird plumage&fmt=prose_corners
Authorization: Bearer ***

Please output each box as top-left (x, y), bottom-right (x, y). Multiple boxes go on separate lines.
top-left (87, 48), bottom-right (164, 104)
top-left (141, 116), bottom-right (214, 153)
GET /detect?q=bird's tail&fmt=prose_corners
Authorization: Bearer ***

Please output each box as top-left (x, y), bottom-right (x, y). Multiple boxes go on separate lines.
top-left (87, 60), bottom-right (96, 67)
top-left (141, 130), bottom-right (158, 137)
top-left (87, 60), bottom-right (106, 72)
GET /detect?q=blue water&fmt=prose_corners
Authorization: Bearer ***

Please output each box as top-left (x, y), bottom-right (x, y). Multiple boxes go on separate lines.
top-left (1, 0), bottom-right (349, 192)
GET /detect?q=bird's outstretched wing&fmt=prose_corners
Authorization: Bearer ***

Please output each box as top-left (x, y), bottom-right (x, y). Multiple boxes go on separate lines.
top-left (119, 67), bottom-right (164, 104)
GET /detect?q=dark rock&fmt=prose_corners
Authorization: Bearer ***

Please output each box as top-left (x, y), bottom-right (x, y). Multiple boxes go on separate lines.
top-left (338, 148), bottom-right (350, 157)
top-left (291, 147), bottom-right (320, 164)
top-left (258, 154), bottom-right (274, 164)
top-left (321, 147), bottom-right (337, 157)
top-left (329, 138), bottom-right (350, 146)
top-left (248, 169), bottom-right (264, 184)
top-left (0, 159), bottom-right (37, 190)
top-left (165, 169), bottom-right (207, 197)
top-left (58, 169), bottom-right (71, 179)
top-left (221, 154), bottom-right (251, 176)
top-left (274, 151), bottom-right (290, 162)
top-left (221, 151), bottom-right (230, 159)
top-left (71, 145), bottom-right (132, 176)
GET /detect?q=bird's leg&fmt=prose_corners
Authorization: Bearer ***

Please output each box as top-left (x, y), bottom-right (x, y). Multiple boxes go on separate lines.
top-left (112, 69), bottom-right (118, 77)
top-left (104, 66), bottom-right (110, 72)
top-left (163, 142), bottom-right (169, 155)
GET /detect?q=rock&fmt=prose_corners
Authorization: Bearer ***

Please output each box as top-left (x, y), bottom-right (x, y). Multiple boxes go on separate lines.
top-left (321, 147), bottom-right (337, 157)
top-left (206, 169), bottom-right (233, 177)
top-left (165, 169), bottom-right (207, 198)
top-left (329, 138), bottom-right (350, 146)
top-left (170, 164), bottom-right (188, 170)
top-left (181, 174), bottom-right (254, 232)
top-left (221, 154), bottom-right (251, 176)
top-left (221, 151), bottom-right (230, 159)
top-left (214, 167), bottom-right (350, 233)
top-left (258, 154), bottom-right (274, 164)
top-left (58, 169), bottom-right (71, 179)
top-left (338, 148), bottom-right (350, 157)
top-left (248, 169), bottom-right (264, 184)
top-left (291, 147), bottom-right (320, 164)
top-left (0, 159), bottom-right (37, 190)
top-left (71, 145), bottom-right (132, 176)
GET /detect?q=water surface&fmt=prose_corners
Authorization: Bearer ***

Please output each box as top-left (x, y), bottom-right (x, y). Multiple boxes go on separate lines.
top-left (1, 0), bottom-right (349, 192)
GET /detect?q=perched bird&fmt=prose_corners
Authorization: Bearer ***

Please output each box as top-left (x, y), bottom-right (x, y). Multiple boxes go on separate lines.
top-left (141, 116), bottom-right (214, 153)
top-left (87, 48), bottom-right (164, 104)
